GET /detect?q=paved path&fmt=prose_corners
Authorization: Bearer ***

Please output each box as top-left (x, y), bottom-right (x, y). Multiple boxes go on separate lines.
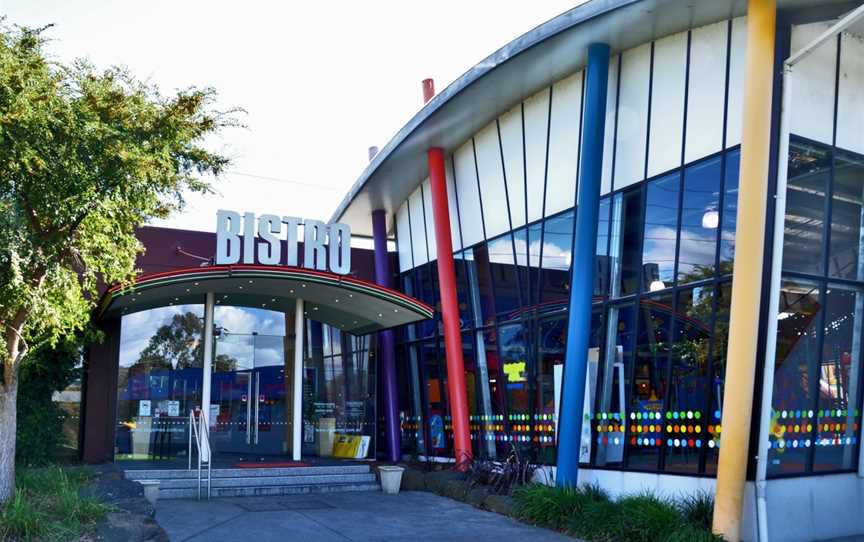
top-left (155, 490), bottom-right (574, 542)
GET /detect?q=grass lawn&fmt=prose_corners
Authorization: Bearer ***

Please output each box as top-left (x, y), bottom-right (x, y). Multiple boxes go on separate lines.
top-left (0, 466), bottom-right (109, 541)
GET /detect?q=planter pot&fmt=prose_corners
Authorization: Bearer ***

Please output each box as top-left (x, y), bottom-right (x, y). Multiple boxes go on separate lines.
top-left (138, 480), bottom-right (160, 505)
top-left (378, 466), bottom-right (405, 495)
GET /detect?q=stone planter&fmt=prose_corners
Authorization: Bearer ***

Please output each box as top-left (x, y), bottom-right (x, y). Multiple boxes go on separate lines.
top-left (138, 480), bottom-right (160, 505)
top-left (378, 466), bottom-right (405, 495)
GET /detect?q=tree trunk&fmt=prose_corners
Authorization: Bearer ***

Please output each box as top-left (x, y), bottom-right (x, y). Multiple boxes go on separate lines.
top-left (0, 381), bottom-right (17, 503)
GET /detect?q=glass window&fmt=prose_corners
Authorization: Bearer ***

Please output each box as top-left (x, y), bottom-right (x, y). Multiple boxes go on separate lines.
top-left (453, 253), bottom-right (474, 329)
top-left (813, 285), bottom-right (862, 472)
top-left (487, 234), bottom-right (522, 318)
top-left (499, 323), bottom-right (530, 421)
top-left (597, 303), bottom-right (634, 467)
top-left (611, 188), bottom-right (644, 296)
top-left (719, 150), bottom-right (740, 275)
top-left (115, 305), bottom-right (204, 461)
top-left (464, 246), bottom-right (497, 327)
top-left (768, 280), bottom-right (822, 476)
top-left (627, 293), bottom-right (673, 470)
top-left (828, 149), bottom-right (864, 280)
top-left (678, 157), bottom-right (721, 284)
top-left (536, 317), bottom-right (566, 464)
top-left (705, 281), bottom-right (731, 474)
top-left (664, 286), bottom-right (714, 473)
top-left (642, 174), bottom-right (680, 293)
top-left (595, 197), bottom-right (611, 298)
top-left (513, 227), bottom-right (531, 309)
top-left (783, 137), bottom-right (831, 276)
top-left (421, 340), bottom-right (450, 456)
top-left (541, 211), bottom-right (574, 305)
top-left (416, 264), bottom-right (439, 338)
top-left (528, 222), bottom-right (543, 309)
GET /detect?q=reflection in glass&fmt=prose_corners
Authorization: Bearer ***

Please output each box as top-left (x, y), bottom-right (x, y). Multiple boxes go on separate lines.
top-left (813, 286), bottom-right (862, 472)
top-left (678, 158), bottom-right (721, 283)
top-left (829, 149), bottom-right (864, 280)
top-left (611, 188), bottom-right (644, 296)
top-left (783, 137), bottom-right (830, 275)
top-left (541, 211), bottom-right (574, 305)
top-left (627, 294), bottom-right (673, 470)
top-left (768, 280), bottom-right (821, 476)
top-left (596, 304), bottom-right (634, 467)
top-left (595, 198), bottom-right (611, 297)
top-left (705, 281), bottom-right (731, 474)
top-left (664, 286), bottom-right (714, 473)
top-left (642, 174), bottom-right (680, 292)
top-left (115, 305), bottom-right (204, 461)
top-left (719, 150), bottom-right (740, 274)
top-left (487, 233), bottom-right (522, 318)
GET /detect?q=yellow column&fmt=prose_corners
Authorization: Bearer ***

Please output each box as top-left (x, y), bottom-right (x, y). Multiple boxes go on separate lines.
top-left (713, 1), bottom-right (776, 541)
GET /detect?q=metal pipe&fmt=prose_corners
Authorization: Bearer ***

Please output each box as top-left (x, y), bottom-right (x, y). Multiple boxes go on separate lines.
top-left (292, 299), bottom-right (305, 461)
top-left (200, 292), bottom-right (215, 463)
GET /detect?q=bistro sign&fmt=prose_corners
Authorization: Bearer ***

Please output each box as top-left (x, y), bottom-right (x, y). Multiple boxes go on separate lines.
top-left (215, 210), bottom-right (351, 275)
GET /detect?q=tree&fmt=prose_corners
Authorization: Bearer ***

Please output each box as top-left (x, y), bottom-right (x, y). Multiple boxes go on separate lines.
top-left (131, 311), bottom-right (238, 372)
top-left (0, 23), bottom-right (238, 502)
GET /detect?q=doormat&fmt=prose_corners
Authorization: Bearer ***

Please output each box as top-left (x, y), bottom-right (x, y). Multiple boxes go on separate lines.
top-left (233, 462), bottom-right (312, 468)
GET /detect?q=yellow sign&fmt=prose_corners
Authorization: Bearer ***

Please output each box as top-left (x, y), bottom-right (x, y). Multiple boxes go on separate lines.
top-left (503, 361), bottom-right (526, 383)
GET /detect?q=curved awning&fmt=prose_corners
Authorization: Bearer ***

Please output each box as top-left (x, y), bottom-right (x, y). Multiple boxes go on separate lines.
top-left (97, 264), bottom-right (433, 335)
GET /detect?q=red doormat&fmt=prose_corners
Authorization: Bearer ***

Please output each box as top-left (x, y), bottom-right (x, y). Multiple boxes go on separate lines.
top-left (233, 462), bottom-right (312, 468)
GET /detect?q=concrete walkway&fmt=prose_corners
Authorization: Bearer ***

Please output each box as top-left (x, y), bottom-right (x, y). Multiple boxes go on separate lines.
top-left (155, 490), bottom-right (575, 542)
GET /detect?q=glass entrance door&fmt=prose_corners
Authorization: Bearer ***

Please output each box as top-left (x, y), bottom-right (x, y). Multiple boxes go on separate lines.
top-left (210, 330), bottom-right (290, 459)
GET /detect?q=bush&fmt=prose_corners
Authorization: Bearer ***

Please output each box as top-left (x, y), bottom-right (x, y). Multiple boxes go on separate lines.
top-left (16, 339), bottom-right (82, 466)
top-left (513, 483), bottom-right (724, 542)
top-left (0, 466), bottom-right (108, 541)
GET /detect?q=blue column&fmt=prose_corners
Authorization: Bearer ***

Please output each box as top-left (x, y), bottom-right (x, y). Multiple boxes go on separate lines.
top-left (556, 43), bottom-right (610, 487)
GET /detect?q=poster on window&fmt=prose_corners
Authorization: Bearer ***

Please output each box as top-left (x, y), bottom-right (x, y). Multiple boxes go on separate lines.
top-left (138, 400), bottom-right (151, 417)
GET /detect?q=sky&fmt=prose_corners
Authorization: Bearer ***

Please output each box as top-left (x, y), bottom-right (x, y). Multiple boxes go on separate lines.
top-left (2, 0), bottom-right (584, 234)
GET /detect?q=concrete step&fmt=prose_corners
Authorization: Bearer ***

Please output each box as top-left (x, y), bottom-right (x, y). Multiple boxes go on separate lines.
top-left (158, 481), bottom-right (381, 500)
top-left (124, 465), bottom-right (371, 480)
top-left (154, 473), bottom-right (377, 490)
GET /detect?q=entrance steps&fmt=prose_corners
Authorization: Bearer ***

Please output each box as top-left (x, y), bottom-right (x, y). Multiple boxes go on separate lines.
top-left (124, 464), bottom-right (380, 499)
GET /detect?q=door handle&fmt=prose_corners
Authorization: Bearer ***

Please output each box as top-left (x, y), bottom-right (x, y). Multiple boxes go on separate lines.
top-left (254, 372), bottom-right (261, 444)
top-left (246, 375), bottom-right (252, 445)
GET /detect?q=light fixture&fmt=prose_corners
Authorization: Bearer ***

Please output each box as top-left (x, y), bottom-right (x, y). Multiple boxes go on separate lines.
top-left (193, 282), bottom-right (199, 286)
top-left (248, 280), bottom-right (254, 284)
top-left (289, 289), bottom-right (294, 294)
top-left (702, 210), bottom-right (719, 229)
top-left (313, 307), bottom-right (319, 311)
top-left (649, 280), bottom-right (666, 292)
top-left (271, 298), bottom-right (276, 302)
top-left (777, 311), bottom-right (793, 320)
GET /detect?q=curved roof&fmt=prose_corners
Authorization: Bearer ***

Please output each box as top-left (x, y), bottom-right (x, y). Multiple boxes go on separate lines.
top-left (331, 0), bottom-right (857, 237)
top-left (98, 265), bottom-right (433, 335)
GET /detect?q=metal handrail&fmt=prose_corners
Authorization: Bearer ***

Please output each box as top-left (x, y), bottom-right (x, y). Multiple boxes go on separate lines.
top-left (187, 410), bottom-right (212, 499)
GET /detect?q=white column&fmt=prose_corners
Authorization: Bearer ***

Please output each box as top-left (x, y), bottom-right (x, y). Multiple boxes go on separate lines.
top-left (200, 291), bottom-right (215, 462)
top-left (292, 298), bottom-right (305, 461)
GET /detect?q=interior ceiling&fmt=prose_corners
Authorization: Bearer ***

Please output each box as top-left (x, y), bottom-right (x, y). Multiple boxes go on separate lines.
top-left (331, 0), bottom-right (862, 238)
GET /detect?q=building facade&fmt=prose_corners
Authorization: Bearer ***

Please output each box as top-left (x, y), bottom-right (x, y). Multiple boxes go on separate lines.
top-left (71, 1), bottom-right (864, 541)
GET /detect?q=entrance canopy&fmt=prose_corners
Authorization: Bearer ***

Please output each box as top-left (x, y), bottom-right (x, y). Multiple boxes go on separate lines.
top-left (97, 264), bottom-right (433, 334)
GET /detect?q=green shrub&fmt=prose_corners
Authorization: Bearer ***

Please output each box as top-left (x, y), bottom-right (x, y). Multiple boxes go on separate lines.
top-left (678, 490), bottom-right (715, 530)
top-left (0, 466), bottom-right (108, 541)
top-left (16, 339), bottom-right (82, 466)
top-left (513, 483), bottom-right (724, 542)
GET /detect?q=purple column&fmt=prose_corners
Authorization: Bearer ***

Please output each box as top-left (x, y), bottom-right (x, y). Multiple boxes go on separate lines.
top-left (372, 209), bottom-right (401, 462)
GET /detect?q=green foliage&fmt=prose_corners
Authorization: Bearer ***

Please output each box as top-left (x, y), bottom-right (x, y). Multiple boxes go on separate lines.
top-left (15, 338), bottom-right (81, 466)
top-left (0, 466), bottom-right (107, 541)
top-left (0, 20), bottom-right (238, 369)
top-left (513, 483), bottom-right (724, 542)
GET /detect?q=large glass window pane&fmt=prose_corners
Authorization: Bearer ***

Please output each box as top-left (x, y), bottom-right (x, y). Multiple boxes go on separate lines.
top-left (541, 211), bottom-right (574, 306)
top-left (453, 253), bottom-right (474, 329)
top-left (783, 137), bottom-right (831, 275)
top-left (115, 305), bottom-right (204, 461)
top-left (595, 197), bottom-right (611, 298)
top-left (719, 150), bottom-right (741, 275)
top-left (596, 304), bottom-right (635, 467)
top-left (642, 174), bottom-right (680, 292)
top-left (536, 317), bottom-right (566, 464)
top-left (705, 281), bottom-right (731, 474)
top-left (421, 340), bottom-right (450, 457)
top-left (528, 222), bottom-right (543, 309)
top-left (828, 149), bottom-right (864, 280)
top-left (678, 158), bottom-right (721, 284)
top-left (499, 323), bottom-right (530, 434)
top-left (626, 293), bottom-right (673, 470)
top-left (664, 286), bottom-right (714, 473)
top-left (768, 279), bottom-right (822, 476)
top-left (813, 285), bottom-right (863, 472)
top-left (416, 265), bottom-right (439, 338)
top-left (464, 246), bottom-right (497, 327)
top-left (487, 234), bottom-right (522, 319)
top-left (611, 188), bottom-right (644, 296)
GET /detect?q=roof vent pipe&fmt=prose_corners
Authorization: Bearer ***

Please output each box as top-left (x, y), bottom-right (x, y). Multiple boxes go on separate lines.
top-left (368, 146), bottom-right (379, 162)
top-left (422, 78), bottom-right (435, 104)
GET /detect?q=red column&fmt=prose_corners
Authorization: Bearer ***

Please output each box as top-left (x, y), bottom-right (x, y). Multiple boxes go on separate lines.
top-left (427, 147), bottom-right (472, 468)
